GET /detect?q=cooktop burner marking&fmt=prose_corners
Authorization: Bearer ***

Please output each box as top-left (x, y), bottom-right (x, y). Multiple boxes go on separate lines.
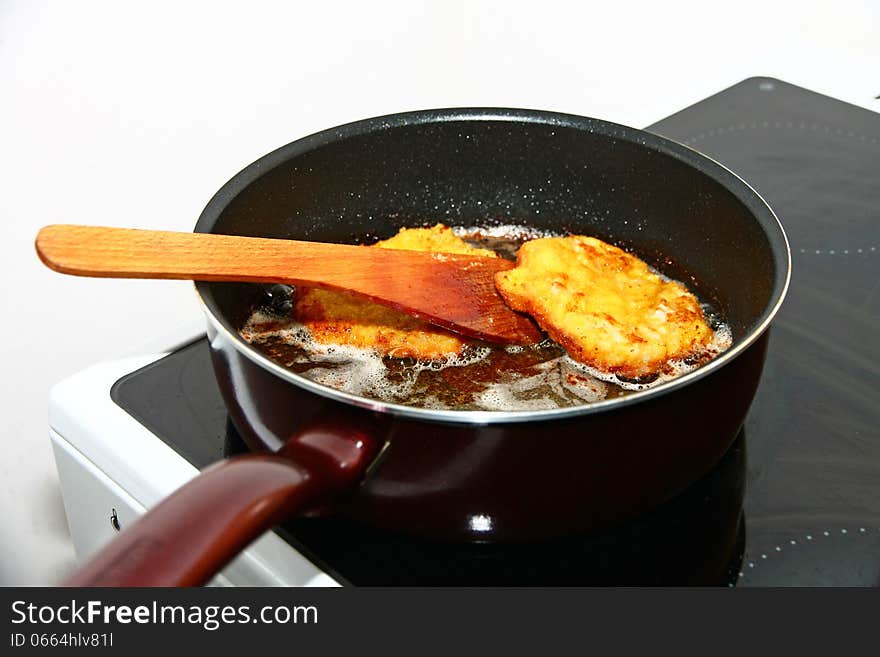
top-left (802, 246), bottom-right (877, 255)
top-left (681, 119), bottom-right (879, 257)
top-left (685, 122), bottom-right (879, 146)
top-left (739, 526), bottom-right (880, 582)
top-left (738, 527), bottom-right (880, 581)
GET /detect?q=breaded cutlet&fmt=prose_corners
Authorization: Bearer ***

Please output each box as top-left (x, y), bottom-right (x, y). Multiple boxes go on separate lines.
top-left (494, 235), bottom-right (715, 379)
top-left (293, 224), bottom-right (497, 359)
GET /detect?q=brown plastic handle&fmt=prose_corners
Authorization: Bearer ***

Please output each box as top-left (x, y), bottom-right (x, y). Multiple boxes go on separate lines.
top-left (62, 423), bottom-right (382, 587)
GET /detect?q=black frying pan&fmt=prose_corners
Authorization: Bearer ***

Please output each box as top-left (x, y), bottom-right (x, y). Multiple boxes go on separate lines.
top-left (64, 109), bottom-right (789, 586)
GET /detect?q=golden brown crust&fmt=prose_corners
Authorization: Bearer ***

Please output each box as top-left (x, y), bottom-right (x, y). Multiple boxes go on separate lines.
top-left (494, 236), bottom-right (714, 379)
top-left (373, 224), bottom-right (498, 257)
top-left (293, 224), bottom-right (495, 359)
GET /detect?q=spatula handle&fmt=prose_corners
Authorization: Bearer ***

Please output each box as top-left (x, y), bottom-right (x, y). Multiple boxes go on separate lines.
top-left (35, 224), bottom-right (380, 284)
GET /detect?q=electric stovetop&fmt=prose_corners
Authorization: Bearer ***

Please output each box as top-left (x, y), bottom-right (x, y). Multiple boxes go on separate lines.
top-left (110, 77), bottom-right (880, 586)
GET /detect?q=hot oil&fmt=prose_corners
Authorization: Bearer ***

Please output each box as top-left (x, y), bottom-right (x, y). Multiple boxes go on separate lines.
top-left (240, 226), bottom-right (731, 412)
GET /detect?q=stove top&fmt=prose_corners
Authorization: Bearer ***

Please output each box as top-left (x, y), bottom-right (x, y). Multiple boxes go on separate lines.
top-left (109, 77), bottom-right (880, 586)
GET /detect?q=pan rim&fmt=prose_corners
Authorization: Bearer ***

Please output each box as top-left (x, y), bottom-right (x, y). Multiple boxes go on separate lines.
top-left (194, 107), bottom-right (791, 425)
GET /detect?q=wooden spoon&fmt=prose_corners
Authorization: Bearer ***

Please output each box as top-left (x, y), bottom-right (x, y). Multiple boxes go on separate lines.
top-left (35, 224), bottom-right (542, 345)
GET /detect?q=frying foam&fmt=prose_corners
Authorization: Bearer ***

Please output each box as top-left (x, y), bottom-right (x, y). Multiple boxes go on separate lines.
top-left (241, 302), bottom-right (733, 410)
top-left (241, 310), bottom-right (492, 403)
top-left (453, 224), bottom-right (557, 241)
top-left (474, 357), bottom-right (609, 411)
top-left (241, 310), bottom-right (615, 410)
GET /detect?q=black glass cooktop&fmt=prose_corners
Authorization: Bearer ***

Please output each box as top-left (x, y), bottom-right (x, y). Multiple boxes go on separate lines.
top-left (111, 77), bottom-right (880, 586)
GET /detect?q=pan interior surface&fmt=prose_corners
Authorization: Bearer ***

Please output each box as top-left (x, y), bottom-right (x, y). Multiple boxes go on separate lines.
top-left (195, 109), bottom-right (789, 422)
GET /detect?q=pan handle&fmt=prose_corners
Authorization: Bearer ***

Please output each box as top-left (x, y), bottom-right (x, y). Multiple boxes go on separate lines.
top-left (62, 422), bottom-right (382, 587)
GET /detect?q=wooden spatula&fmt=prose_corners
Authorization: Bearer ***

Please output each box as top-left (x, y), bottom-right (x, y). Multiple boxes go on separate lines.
top-left (35, 224), bottom-right (542, 345)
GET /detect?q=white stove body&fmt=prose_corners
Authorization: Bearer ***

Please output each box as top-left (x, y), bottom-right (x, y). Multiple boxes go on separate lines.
top-left (48, 333), bottom-right (340, 587)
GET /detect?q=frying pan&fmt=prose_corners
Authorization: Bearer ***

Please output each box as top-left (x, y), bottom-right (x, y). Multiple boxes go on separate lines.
top-left (64, 109), bottom-right (789, 586)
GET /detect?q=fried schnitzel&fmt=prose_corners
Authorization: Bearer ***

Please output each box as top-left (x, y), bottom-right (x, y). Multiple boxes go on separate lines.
top-left (292, 224), bottom-right (497, 359)
top-left (494, 235), bottom-right (715, 379)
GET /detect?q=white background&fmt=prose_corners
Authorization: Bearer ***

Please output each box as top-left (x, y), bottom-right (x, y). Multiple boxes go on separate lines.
top-left (1, 0), bottom-right (877, 585)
